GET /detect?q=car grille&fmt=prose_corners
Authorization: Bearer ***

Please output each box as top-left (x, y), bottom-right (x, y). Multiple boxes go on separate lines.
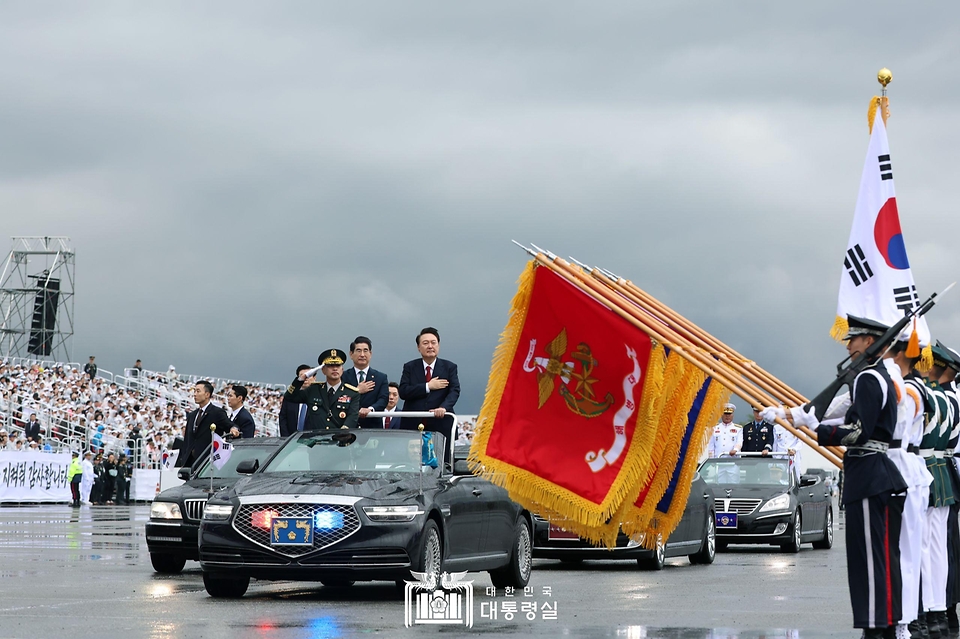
top-left (183, 499), bottom-right (206, 521)
top-left (714, 498), bottom-right (762, 515)
top-left (233, 503), bottom-right (361, 557)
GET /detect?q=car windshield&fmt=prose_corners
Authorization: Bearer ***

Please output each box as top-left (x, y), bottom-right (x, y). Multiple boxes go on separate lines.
top-left (263, 431), bottom-right (441, 474)
top-left (195, 445), bottom-right (276, 478)
top-left (699, 458), bottom-right (791, 487)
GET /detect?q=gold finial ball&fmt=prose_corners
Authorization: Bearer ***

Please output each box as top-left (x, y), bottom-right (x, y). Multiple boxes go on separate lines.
top-left (210, 424), bottom-right (217, 432)
top-left (418, 424), bottom-right (425, 432)
top-left (878, 68), bottom-right (893, 87)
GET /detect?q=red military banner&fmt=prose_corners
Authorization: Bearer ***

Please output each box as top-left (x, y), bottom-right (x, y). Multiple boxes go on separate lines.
top-left (471, 262), bottom-right (675, 540)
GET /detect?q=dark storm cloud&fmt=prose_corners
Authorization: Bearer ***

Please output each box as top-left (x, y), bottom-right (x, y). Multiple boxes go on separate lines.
top-left (2, 1), bottom-right (959, 421)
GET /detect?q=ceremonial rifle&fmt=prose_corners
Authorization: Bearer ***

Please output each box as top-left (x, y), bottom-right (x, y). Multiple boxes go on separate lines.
top-left (803, 283), bottom-right (954, 421)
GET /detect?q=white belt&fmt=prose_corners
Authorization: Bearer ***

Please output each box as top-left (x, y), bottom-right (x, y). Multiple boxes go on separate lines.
top-left (946, 448), bottom-right (956, 456)
top-left (935, 451), bottom-right (945, 459)
top-left (920, 448), bottom-right (936, 458)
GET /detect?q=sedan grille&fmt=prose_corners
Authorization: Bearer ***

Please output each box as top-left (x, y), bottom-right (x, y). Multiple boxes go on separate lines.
top-left (714, 498), bottom-right (762, 515)
top-left (233, 503), bottom-right (361, 557)
top-left (183, 499), bottom-right (206, 521)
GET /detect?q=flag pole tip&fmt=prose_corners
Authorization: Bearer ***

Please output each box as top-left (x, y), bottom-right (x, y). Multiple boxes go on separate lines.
top-left (878, 68), bottom-right (893, 87)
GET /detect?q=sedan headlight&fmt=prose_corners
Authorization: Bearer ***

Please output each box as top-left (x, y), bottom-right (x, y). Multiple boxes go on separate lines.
top-left (202, 504), bottom-right (235, 521)
top-left (759, 493), bottom-right (791, 513)
top-left (150, 502), bottom-right (182, 520)
top-left (363, 505), bottom-right (423, 522)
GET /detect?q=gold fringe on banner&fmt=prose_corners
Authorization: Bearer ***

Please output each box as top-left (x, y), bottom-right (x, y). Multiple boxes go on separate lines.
top-left (867, 96), bottom-right (880, 133)
top-left (830, 315), bottom-right (848, 343)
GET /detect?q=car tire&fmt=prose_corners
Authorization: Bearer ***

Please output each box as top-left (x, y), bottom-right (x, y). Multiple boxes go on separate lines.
top-left (203, 572), bottom-right (249, 598)
top-left (320, 578), bottom-right (356, 588)
top-left (812, 508), bottom-right (834, 550)
top-left (490, 517), bottom-right (533, 588)
top-left (413, 520), bottom-right (443, 590)
top-left (690, 514), bottom-right (716, 565)
top-left (780, 510), bottom-right (802, 553)
top-left (150, 552), bottom-right (186, 575)
top-left (638, 534), bottom-right (665, 571)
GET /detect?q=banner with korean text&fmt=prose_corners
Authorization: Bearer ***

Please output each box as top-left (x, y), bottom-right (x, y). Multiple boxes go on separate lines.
top-left (0, 451), bottom-right (72, 502)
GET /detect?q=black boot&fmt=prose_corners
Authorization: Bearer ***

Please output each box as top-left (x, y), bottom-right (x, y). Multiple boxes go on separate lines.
top-left (928, 612), bottom-right (944, 639)
top-left (864, 629), bottom-right (887, 639)
top-left (921, 612), bottom-right (936, 639)
top-left (936, 611), bottom-right (951, 637)
top-left (908, 620), bottom-right (924, 639)
top-left (947, 605), bottom-right (958, 632)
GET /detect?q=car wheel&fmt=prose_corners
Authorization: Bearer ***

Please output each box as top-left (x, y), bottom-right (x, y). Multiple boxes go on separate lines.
top-left (203, 572), bottom-right (249, 598)
top-left (690, 514), bottom-right (716, 565)
top-left (150, 552), bottom-right (186, 575)
top-left (490, 517), bottom-right (533, 588)
top-left (320, 578), bottom-right (356, 588)
top-left (813, 508), bottom-right (834, 550)
top-left (413, 520), bottom-right (442, 590)
top-left (638, 534), bottom-right (665, 571)
top-left (780, 510), bottom-right (802, 553)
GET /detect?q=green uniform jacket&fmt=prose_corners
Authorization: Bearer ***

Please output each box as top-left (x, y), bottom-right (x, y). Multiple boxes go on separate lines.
top-left (284, 378), bottom-right (360, 430)
top-left (921, 381), bottom-right (955, 508)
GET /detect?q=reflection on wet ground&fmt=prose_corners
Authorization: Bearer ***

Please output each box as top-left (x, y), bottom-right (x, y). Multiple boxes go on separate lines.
top-left (0, 504), bottom-right (860, 638)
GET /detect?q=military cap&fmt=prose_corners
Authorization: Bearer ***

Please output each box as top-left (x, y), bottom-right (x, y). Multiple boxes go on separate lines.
top-left (319, 349), bottom-right (347, 366)
top-left (940, 341), bottom-right (960, 372)
top-left (722, 403), bottom-right (735, 415)
top-left (931, 342), bottom-right (957, 370)
top-left (843, 315), bottom-right (888, 340)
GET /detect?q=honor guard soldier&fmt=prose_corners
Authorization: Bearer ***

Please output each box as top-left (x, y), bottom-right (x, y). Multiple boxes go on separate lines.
top-left (284, 349), bottom-right (360, 430)
top-left (763, 316), bottom-right (908, 638)
top-left (741, 407), bottom-right (774, 455)
top-left (938, 343), bottom-right (960, 634)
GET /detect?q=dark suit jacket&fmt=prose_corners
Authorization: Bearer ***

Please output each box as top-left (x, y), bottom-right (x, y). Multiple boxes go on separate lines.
top-left (278, 397), bottom-right (305, 437)
top-left (341, 367), bottom-right (390, 429)
top-left (381, 412), bottom-right (401, 429)
top-left (179, 403), bottom-right (232, 467)
top-left (231, 407), bottom-right (256, 439)
top-left (398, 358), bottom-right (460, 436)
top-left (24, 420), bottom-right (42, 442)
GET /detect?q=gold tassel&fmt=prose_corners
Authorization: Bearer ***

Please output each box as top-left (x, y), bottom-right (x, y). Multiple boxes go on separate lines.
top-left (867, 96), bottom-right (880, 134)
top-left (830, 315), bottom-right (848, 343)
top-left (916, 344), bottom-right (934, 373)
top-left (906, 319), bottom-right (920, 358)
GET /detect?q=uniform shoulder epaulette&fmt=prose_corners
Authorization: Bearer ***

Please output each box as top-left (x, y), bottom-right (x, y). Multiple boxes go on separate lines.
top-left (343, 383), bottom-right (359, 392)
top-left (286, 384), bottom-right (296, 394)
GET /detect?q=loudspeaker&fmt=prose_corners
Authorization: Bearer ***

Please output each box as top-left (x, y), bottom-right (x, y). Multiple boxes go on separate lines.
top-left (27, 276), bottom-right (60, 356)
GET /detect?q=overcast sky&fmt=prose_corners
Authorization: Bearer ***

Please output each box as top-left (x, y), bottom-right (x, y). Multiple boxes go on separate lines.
top-left (2, 2), bottom-right (959, 418)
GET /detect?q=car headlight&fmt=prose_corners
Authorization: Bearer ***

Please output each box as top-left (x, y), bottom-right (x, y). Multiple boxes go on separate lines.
top-left (759, 493), bottom-right (791, 513)
top-left (363, 505), bottom-right (423, 522)
top-left (150, 502), bottom-right (182, 520)
top-left (202, 504), bottom-right (234, 521)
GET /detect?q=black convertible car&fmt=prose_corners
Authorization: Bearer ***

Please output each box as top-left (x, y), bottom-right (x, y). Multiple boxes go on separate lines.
top-left (146, 437), bottom-right (286, 573)
top-left (532, 472), bottom-right (716, 570)
top-left (198, 430), bottom-right (532, 597)
top-left (698, 455), bottom-right (834, 552)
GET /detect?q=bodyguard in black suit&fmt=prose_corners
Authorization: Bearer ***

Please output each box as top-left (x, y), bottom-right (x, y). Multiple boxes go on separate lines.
top-left (398, 327), bottom-right (461, 446)
top-left (279, 364), bottom-right (311, 437)
top-left (341, 336), bottom-right (390, 429)
top-left (178, 380), bottom-right (233, 467)
top-left (226, 385), bottom-right (257, 438)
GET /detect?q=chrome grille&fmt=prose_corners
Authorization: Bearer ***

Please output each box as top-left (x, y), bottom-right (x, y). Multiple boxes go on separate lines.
top-left (233, 503), bottom-right (361, 557)
top-left (183, 499), bottom-right (206, 521)
top-left (714, 498), bottom-right (762, 515)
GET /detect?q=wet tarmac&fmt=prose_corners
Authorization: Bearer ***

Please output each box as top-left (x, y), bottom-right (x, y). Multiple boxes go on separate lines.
top-left (0, 502), bottom-right (860, 638)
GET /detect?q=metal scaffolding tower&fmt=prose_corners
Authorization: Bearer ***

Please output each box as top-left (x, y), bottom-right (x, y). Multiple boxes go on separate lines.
top-left (0, 237), bottom-right (76, 362)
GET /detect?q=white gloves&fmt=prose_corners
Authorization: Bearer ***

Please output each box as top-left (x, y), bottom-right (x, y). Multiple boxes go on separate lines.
top-left (760, 406), bottom-right (785, 424)
top-left (789, 405), bottom-right (820, 429)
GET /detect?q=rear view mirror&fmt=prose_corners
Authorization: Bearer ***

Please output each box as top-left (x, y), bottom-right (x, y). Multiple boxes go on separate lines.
top-left (453, 460), bottom-right (472, 476)
top-left (799, 475), bottom-right (819, 487)
top-left (176, 467), bottom-right (191, 481)
top-left (236, 459), bottom-right (259, 475)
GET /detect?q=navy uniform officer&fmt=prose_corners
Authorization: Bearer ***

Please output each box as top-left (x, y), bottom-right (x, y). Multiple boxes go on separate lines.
top-left (284, 349), bottom-right (360, 430)
top-left (741, 407), bottom-right (774, 454)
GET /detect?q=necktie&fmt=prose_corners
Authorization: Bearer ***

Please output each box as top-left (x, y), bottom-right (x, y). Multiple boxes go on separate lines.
top-left (328, 387), bottom-right (336, 403)
top-left (384, 416), bottom-right (390, 429)
top-left (425, 366), bottom-right (432, 383)
top-left (297, 404), bottom-right (306, 431)
top-left (195, 409), bottom-right (204, 431)
top-left (358, 370), bottom-right (365, 383)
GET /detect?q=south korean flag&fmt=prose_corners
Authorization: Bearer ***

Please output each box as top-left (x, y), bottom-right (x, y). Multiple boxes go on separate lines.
top-left (210, 432), bottom-right (232, 470)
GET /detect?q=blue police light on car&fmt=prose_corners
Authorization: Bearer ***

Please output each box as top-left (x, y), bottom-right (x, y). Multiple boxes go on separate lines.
top-left (314, 510), bottom-right (345, 530)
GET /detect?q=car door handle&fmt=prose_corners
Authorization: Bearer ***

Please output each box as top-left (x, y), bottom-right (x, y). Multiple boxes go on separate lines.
top-left (472, 489), bottom-right (483, 497)
top-left (703, 493), bottom-right (710, 499)
top-left (808, 492), bottom-right (814, 497)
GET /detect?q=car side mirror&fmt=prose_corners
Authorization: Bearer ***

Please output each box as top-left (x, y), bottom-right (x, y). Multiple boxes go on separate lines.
top-left (236, 459), bottom-right (259, 475)
top-left (799, 475), bottom-right (818, 487)
top-left (453, 460), bottom-right (472, 476)
top-left (176, 467), bottom-right (191, 481)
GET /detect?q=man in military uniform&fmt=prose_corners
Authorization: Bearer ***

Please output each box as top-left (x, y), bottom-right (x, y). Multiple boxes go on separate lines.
top-left (741, 407), bottom-right (774, 455)
top-left (939, 343), bottom-right (960, 634)
top-left (284, 349), bottom-right (360, 430)
top-left (707, 403), bottom-right (741, 483)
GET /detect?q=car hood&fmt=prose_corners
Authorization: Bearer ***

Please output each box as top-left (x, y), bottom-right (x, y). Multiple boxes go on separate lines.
top-left (714, 485), bottom-right (792, 500)
top-left (230, 472), bottom-right (428, 502)
top-left (156, 477), bottom-right (241, 502)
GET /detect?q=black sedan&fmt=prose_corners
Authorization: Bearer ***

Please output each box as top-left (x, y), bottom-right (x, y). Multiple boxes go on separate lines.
top-left (532, 472), bottom-right (716, 570)
top-left (146, 437), bottom-right (285, 574)
top-left (698, 455), bottom-right (834, 552)
top-left (198, 430), bottom-right (532, 597)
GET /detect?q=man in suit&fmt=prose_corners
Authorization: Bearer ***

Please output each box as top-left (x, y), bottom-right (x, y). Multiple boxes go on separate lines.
top-left (399, 327), bottom-right (461, 454)
top-left (23, 413), bottom-right (42, 443)
top-left (226, 384), bottom-right (256, 438)
top-left (278, 364), bottom-right (311, 437)
top-left (341, 336), bottom-right (390, 429)
top-left (178, 380), bottom-right (233, 467)
top-left (284, 349), bottom-right (360, 430)
top-left (382, 382), bottom-right (401, 429)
